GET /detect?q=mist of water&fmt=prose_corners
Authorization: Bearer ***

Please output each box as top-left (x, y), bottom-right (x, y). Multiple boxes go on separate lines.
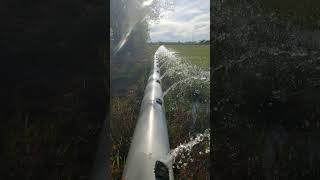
top-left (160, 71), bottom-right (168, 80)
top-left (192, 100), bottom-right (200, 124)
top-left (154, 46), bottom-right (210, 98)
top-left (160, 60), bottom-right (170, 69)
top-left (153, 45), bottom-right (210, 169)
top-left (112, 0), bottom-right (156, 55)
top-left (163, 77), bottom-right (200, 97)
top-left (154, 45), bottom-right (210, 113)
top-left (160, 129), bottom-right (210, 169)
top-left (142, 0), bottom-right (154, 7)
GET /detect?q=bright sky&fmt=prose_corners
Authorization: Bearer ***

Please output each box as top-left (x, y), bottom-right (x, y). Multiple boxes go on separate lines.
top-left (148, 0), bottom-right (210, 42)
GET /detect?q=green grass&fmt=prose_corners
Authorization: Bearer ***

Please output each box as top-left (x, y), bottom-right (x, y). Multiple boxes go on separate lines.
top-left (166, 44), bottom-right (210, 70)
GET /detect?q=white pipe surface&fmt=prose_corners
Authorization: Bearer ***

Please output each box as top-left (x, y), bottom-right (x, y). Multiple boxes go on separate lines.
top-left (122, 54), bottom-right (173, 179)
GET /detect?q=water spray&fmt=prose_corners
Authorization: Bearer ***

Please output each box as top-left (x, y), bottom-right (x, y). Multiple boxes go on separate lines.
top-left (112, 0), bottom-right (156, 56)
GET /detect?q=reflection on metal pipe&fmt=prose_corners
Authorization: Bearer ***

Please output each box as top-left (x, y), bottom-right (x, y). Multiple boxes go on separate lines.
top-left (122, 54), bottom-right (173, 179)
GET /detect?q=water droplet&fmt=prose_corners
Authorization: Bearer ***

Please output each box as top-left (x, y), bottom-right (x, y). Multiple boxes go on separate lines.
top-left (183, 163), bottom-right (187, 167)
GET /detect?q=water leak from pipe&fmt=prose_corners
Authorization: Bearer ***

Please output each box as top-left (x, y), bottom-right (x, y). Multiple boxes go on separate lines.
top-left (153, 45), bottom-right (210, 171)
top-left (160, 129), bottom-right (210, 169)
top-left (163, 77), bottom-right (198, 97)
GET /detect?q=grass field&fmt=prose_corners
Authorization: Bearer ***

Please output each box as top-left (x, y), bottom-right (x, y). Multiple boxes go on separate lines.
top-left (166, 44), bottom-right (210, 70)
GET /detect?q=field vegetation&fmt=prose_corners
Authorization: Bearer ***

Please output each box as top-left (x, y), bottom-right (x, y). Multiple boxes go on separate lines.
top-left (167, 44), bottom-right (210, 70)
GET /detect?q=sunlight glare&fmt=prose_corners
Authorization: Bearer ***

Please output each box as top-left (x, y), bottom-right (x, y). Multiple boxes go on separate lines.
top-left (142, 0), bottom-right (154, 7)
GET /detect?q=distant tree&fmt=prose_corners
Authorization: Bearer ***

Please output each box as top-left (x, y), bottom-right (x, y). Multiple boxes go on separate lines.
top-left (110, 0), bottom-right (173, 54)
top-left (197, 40), bottom-right (209, 44)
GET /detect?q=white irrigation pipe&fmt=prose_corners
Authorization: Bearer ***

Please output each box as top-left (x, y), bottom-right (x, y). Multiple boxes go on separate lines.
top-left (122, 51), bottom-right (173, 179)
